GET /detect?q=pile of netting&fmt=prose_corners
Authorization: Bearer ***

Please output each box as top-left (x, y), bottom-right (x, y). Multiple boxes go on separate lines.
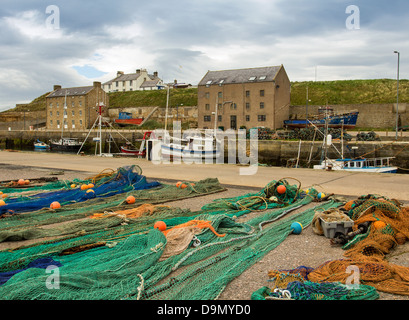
top-left (0, 173), bottom-right (342, 300)
top-left (253, 194), bottom-right (409, 300)
top-left (0, 166), bottom-right (161, 215)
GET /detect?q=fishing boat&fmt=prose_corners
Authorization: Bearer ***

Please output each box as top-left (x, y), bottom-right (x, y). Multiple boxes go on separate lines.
top-left (114, 112), bottom-right (144, 126)
top-left (50, 138), bottom-right (82, 152)
top-left (120, 131), bottom-right (153, 157)
top-left (284, 107), bottom-right (359, 129)
top-left (313, 157), bottom-right (398, 173)
top-left (160, 132), bottom-right (222, 160)
top-left (34, 140), bottom-right (50, 149)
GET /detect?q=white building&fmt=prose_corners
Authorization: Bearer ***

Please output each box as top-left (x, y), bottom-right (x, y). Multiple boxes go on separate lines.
top-left (103, 69), bottom-right (165, 93)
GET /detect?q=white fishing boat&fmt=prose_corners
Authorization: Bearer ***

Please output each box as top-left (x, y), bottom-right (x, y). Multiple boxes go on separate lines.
top-left (34, 140), bottom-right (50, 149)
top-left (160, 132), bottom-right (222, 160)
top-left (313, 157), bottom-right (398, 173)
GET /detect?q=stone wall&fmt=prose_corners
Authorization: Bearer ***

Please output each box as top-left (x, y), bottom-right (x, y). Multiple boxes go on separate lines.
top-left (289, 103), bottom-right (408, 129)
top-left (107, 106), bottom-right (198, 124)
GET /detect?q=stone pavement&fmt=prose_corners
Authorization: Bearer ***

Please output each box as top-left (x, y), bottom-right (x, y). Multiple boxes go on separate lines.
top-left (1, 150), bottom-right (408, 201)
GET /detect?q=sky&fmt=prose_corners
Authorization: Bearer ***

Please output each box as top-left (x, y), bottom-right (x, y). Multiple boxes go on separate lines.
top-left (0, 0), bottom-right (407, 111)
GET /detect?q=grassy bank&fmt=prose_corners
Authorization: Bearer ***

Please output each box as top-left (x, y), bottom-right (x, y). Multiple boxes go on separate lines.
top-left (3, 79), bottom-right (408, 113)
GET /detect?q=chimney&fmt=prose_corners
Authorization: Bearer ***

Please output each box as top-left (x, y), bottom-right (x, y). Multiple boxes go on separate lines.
top-left (136, 69), bottom-right (141, 73)
top-left (53, 85), bottom-right (62, 91)
top-left (154, 71), bottom-right (158, 77)
top-left (93, 81), bottom-right (101, 88)
top-left (117, 71), bottom-right (124, 77)
top-left (174, 79), bottom-right (177, 84)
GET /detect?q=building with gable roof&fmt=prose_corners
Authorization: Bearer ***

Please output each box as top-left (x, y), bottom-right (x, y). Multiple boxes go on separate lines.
top-left (197, 65), bottom-right (290, 130)
top-left (102, 69), bottom-right (165, 93)
top-left (46, 81), bottom-right (109, 130)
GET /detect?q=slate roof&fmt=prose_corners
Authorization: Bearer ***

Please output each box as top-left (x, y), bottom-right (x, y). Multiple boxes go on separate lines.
top-left (198, 66), bottom-right (282, 86)
top-left (103, 72), bottom-right (160, 86)
top-left (47, 86), bottom-right (94, 98)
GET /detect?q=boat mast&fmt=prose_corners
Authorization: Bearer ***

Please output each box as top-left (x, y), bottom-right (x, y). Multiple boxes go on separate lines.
top-left (164, 85), bottom-right (170, 131)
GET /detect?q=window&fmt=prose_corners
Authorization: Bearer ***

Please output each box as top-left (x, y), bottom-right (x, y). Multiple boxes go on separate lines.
top-left (204, 115), bottom-right (211, 122)
top-left (249, 76), bottom-right (256, 81)
top-left (218, 115), bottom-right (222, 122)
top-left (246, 115), bottom-right (250, 122)
top-left (50, 120), bottom-right (53, 125)
top-left (49, 103), bottom-right (53, 108)
top-left (57, 111), bottom-right (60, 116)
top-left (72, 110), bottom-right (75, 116)
top-left (71, 101), bottom-right (75, 107)
top-left (219, 79), bottom-right (224, 84)
top-left (79, 110), bottom-right (82, 116)
top-left (50, 111), bottom-right (52, 116)
top-left (205, 92), bottom-right (210, 99)
top-left (258, 115), bottom-right (266, 122)
top-left (206, 80), bottom-right (212, 85)
top-left (56, 103), bottom-right (59, 108)
top-left (218, 92), bottom-right (222, 98)
top-left (246, 90), bottom-right (250, 97)
top-left (80, 120), bottom-right (83, 125)
top-left (129, 80), bottom-right (133, 86)
top-left (246, 103), bottom-right (250, 110)
top-left (259, 76), bottom-right (266, 80)
top-left (115, 81), bottom-right (118, 87)
top-left (72, 120), bottom-right (75, 125)
top-left (205, 104), bottom-right (210, 111)
top-left (260, 102), bottom-right (265, 109)
top-left (260, 90), bottom-right (265, 97)
top-left (230, 103), bottom-right (237, 110)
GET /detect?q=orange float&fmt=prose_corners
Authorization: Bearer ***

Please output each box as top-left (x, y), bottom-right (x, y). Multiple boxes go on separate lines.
top-left (126, 196), bottom-right (136, 204)
top-left (276, 184), bottom-right (286, 194)
top-left (17, 179), bottom-right (25, 185)
top-left (50, 201), bottom-right (61, 209)
top-left (176, 181), bottom-right (182, 188)
top-left (0, 200), bottom-right (6, 206)
top-left (154, 221), bottom-right (167, 231)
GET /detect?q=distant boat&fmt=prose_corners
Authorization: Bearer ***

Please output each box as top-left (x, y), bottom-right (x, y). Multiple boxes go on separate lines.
top-left (114, 112), bottom-right (144, 126)
top-left (313, 157), bottom-right (398, 173)
top-left (284, 107), bottom-right (359, 129)
top-left (50, 138), bottom-right (82, 152)
top-left (120, 131), bottom-right (153, 157)
top-left (34, 140), bottom-right (50, 149)
top-left (159, 133), bottom-right (222, 160)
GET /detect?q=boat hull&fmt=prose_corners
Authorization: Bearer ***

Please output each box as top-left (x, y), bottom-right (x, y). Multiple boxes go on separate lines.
top-left (120, 146), bottom-right (144, 156)
top-left (115, 119), bottom-right (143, 126)
top-left (161, 144), bottom-right (221, 159)
top-left (313, 157), bottom-right (397, 173)
top-left (284, 112), bottom-right (359, 129)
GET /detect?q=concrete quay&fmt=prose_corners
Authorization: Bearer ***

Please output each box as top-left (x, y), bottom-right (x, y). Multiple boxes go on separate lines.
top-left (0, 150), bottom-right (408, 201)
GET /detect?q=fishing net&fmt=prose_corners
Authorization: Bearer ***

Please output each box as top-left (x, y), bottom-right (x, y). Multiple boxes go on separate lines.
top-left (255, 194), bottom-right (409, 299)
top-left (0, 171), bottom-right (342, 300)
top-left (0, 165), bottom-right (161, 215)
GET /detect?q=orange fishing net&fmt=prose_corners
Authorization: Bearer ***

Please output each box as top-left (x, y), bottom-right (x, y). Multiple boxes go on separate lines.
top-left (89, 203), bottom-right (170, 219)
top-left (307, 197), bottom-right (409, 296)
top-left (163, 220), bottom-right (226, 238)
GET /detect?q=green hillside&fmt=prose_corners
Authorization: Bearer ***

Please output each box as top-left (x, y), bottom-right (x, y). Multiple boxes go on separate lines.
top-left (290, 79), bottom-right (408, 105)
top-left (108, 88), bottom-right (198, 108)
top-left (3, 79), bottom-right (408, 113)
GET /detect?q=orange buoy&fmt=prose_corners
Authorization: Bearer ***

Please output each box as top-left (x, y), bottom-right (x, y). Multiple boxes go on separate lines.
top-left (70, 184), bottom-right (76, 189)
top-left (0, 200), bottom-right (6, 206)
top-left (50, 201), bottom-right (61, 209)
top-left (2, 194), bottom-right (7, 199)
top-left (176, 181), bottom-right (182, 188)
top-left (86, 189), bottom-right (94, 193)
top-left (87, 183), bottom-right (94, 189)
top-left (126, 195), bottom-right (136, 204)
top-left (17, 179), bottom-right (25, 186)
top-left (276, 184), bottom-right (286, 194)
top-left (81, 184), bottom-right (88, 190)
top-left (24, 180), bottom-right (30, 185)
top-left (373, 220), bottom-right (386, 230)
top-left (0, 191), bottom-right (3, 195)
top-left (154, 221), bottom-right (167, 231)
top-left (180, 183), bottom-right (188, 189)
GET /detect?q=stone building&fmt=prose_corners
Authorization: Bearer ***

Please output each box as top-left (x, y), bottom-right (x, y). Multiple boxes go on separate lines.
top-left (103, 69), bottom-right (164, 93)
top-left (46, 81), bottom-right (109, 130)
top-left (197, 65), bottom-right (290, 130)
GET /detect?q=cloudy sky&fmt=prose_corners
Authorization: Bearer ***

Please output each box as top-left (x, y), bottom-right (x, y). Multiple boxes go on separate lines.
top-left (0, 0), bottom-right (407, 111)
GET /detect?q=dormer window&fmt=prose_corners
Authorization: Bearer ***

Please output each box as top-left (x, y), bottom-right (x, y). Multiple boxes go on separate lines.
top-left (249, 76), bottom-right (256, 81)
